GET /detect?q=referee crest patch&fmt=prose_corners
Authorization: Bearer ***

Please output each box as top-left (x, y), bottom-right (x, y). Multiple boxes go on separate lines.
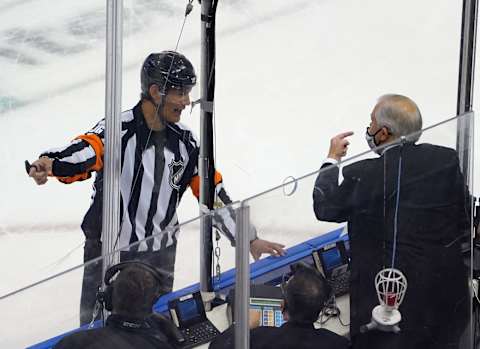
top-left (168, 159), bottom-right (185, 190)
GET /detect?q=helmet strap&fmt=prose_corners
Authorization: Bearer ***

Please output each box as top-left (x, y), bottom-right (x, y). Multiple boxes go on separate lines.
top-left (153, 94), bottom-right (167, 127)
top-left (146, 84), bottom-right (168, 128)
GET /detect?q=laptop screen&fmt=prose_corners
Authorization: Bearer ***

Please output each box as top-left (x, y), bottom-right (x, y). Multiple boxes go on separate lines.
top-left (314, 240), bottom-right (350, 279)
top-left (177, 297), bottom-right (200, 322)
top-left (169, 291), bottom-right (207, 328)
top-left (321, 247), bottom-right (344, 274)
top-left (249, 297), bottom-right (285, 327)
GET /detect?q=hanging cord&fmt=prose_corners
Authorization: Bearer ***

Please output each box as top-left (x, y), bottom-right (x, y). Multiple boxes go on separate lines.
top-left (110, 0), bottom-right (196, 252)
top-left (208, 1), bottom-right (223, 288)
top-left (382, 149), bottom-right (387, 269)
top-left (211, 62), bottom-right (218, 179)
top-left (186, 0), bottom-right (221, 286)
top-left (211, 43), bottom-right (221, 286)
top-left (390, 141), bottom-right (405, 269)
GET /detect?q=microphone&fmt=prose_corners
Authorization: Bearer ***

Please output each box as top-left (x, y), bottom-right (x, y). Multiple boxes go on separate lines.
top-left (360, 268), bottom-right (408, 333)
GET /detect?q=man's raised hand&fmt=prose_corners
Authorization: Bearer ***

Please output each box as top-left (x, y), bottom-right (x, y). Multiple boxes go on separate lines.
top-left (328, 131), bottom-right (354, 161)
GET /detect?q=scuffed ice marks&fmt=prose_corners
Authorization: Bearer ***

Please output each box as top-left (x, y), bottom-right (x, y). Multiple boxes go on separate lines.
top-left (0, 0), bottom-right (181, 115)
top-left (3, 27), bottom-right (87, 58)
top-left (0, 46), bottom-right (37, 65)
top-left (0, 0), bottom-right (177, 66)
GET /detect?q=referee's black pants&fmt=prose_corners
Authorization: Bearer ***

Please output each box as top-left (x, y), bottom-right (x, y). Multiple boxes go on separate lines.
top-left (79, 238), bottom-right (177, 326)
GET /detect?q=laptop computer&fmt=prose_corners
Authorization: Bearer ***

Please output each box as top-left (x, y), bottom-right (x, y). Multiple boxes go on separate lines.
top-left (168, 291), bottom-right (221, 348)
top-left (312, 240), bottom-right (351, 297)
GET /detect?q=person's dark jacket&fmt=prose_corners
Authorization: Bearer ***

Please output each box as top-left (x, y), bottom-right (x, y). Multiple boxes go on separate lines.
top-left (313, 142), bottom-right (470, 348)
top-left (53, 314), bottom-right (175, 349)
top-left (209, 322), bottom-right (349, 349)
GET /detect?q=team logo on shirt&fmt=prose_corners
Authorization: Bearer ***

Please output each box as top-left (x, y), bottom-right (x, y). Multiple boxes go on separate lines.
top-left (168, 159), bottom-right (185, 190)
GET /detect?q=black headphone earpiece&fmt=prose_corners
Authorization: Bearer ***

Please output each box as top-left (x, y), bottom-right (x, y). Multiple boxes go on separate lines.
top-left (96, 283), bottom-right (114, 312)
top-left (96, 261), bottom-right (168, 312)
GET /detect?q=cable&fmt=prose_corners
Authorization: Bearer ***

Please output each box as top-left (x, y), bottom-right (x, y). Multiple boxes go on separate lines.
top-left (390, 142), bottom-right (404, 269)
top-left (317, 295), bottom-right (349, 327)
top-left (111, 0), bottom-right (195, 252)
top-left (39, 241), bottom-right (84, 272)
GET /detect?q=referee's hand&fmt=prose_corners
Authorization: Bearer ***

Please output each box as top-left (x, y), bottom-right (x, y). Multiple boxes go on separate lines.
top-left (250, 239), bottom-right (286, 261)
top-left (28, 157), bottom-right (53, 185)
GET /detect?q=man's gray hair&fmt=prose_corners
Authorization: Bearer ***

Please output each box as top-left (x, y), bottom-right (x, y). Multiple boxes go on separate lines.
top-left (375, 94), bottom-right (423, 142)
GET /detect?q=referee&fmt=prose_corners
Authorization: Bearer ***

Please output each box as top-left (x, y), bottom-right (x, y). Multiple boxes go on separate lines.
top-left (28, 51), bottom-right (285, 325)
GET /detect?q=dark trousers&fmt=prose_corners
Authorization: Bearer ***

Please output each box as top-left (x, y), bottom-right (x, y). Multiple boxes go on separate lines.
top-left (79, 238), bottom-right (177, 325)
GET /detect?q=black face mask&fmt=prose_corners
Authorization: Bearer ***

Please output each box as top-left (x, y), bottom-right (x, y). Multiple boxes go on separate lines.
top-left (366, 127), bottom-right (383, 147)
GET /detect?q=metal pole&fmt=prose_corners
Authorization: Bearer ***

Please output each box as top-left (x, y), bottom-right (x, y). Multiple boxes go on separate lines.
top-left (234, 203), bottom-right (250, 349)
top-left (199, 0), bottom-right (216, 294)
top-left (456, 4), bottom-right (478, 344)
top-left (456, 0), bottom-right (478, 184)
top-left (102, 0), bottom-right (123, 277)
top-left (468, 115), bottom-right (475, 349)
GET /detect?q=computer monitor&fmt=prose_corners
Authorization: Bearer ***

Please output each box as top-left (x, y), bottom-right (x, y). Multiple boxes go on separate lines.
top-left (249, 297), bottom-right (285, 327)
top-left (313, 240), bottom-right (350, 279)
top-left (227, 285), bottom-right (284, 327)
top-left (168, 292), bottom-right (206, 329)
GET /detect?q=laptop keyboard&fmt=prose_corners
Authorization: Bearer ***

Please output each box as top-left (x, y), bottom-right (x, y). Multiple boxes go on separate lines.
top-left (328, 270), bottom-right (350, 297)
top-left (179, 321), bottom-right (220, 348)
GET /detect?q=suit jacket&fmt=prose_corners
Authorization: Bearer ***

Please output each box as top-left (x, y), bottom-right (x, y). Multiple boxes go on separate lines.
top-left (313, 142), bottom-right (469, 348)
top-left (53, 314), bottom-right (175, 349)
top-left (209, 322), bottom-right (350, 349)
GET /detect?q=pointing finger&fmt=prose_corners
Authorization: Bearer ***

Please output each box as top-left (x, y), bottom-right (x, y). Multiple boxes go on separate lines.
top-left (336, 131), bottom-right (354, 139)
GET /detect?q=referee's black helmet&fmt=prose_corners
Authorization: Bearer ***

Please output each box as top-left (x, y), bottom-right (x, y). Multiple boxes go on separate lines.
top-left (141, 51), bottom-right (196, 98)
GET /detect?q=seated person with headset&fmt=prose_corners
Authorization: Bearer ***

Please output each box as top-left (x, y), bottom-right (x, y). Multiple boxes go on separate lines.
top-left (209, 263), bottom-right (350, 349)
top-left (54, 261), bottom-right (181, 349)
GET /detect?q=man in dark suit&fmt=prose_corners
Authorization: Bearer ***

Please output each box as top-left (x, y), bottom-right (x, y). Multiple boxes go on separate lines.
top-left (209, 263), bottom-right (349, 349)
top-left (313, 94), bottom-right (470, 349)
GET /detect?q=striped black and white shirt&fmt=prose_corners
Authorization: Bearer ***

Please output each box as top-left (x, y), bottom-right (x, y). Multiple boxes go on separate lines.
top-left (41, 101), bottom-right (250, 252)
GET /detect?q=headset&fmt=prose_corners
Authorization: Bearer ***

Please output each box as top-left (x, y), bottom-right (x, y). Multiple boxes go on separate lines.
top-left (282, 262), bottom-right (332, 295)
top-left (281, 262), bottom-right (333, 316)
top-left (96, 260), bottom-right (167, 312)
top-left (94, 260), bottom-right (187, 345)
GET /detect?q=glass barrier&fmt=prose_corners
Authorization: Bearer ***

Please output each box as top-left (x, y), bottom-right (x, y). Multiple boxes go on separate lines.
top-left (213, 0), bottom-right (464, 200)
top-left (0, 0), bottom-right (204, 314)
top-left (0, 211), bottom-right (217, 348)
top-left (1, 0), bottom-right (478, 348)
top-left (0, 112), bottom-right (475, 348)
top-left (120, 0), bottom-right (203, 246)
top-left (0, 0), bottom-right (470, 298)
top-left (0, 0), bottom-right (106, 298)
top-left (240, 112), bottom-right (474, 348)
top-left (209, 0), bottom-right (474, 282)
